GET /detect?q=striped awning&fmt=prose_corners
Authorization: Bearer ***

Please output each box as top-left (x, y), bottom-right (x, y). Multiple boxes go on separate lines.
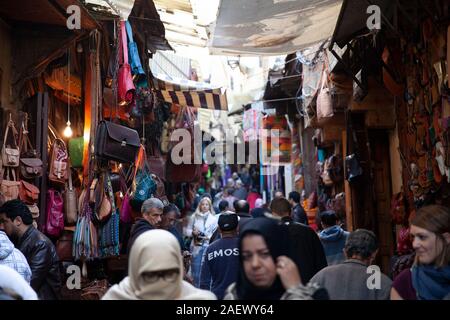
top-left (152, 74), bottom-right (228, 111)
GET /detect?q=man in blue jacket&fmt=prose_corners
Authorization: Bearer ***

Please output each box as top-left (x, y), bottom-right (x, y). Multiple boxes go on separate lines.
top-left (318, 211), bottom-right (349, 265)
top-left (199, 212), bottom-right (239, 299)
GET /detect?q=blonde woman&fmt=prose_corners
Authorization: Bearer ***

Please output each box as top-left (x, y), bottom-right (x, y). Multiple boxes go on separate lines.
top-left (185, 197), bottom-right (218, 287)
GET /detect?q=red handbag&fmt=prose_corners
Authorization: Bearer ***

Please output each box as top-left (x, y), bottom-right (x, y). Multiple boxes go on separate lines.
top-left (45, 189), bottom-right (64, 237)
top-left (118, 21), bottom-right (135, 105)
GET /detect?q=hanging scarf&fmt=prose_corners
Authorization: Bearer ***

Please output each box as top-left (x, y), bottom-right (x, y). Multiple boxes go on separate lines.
top-left (236, 218), bottom-right (290, 300)
top-left (411, 264), bottom-right (450, 300)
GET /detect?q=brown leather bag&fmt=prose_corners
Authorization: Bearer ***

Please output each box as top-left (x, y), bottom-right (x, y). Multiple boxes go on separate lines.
top-left (56, 230), bottom-right (74, 262)
top-left (19, 115), bottom-right (43, 179)
top-left (1, 168), bottom-right (20, 201)
top-left (1, 118), bottom-right (20, 168)
top-left (48, 139), bottom-right (69, 186)
top-left (64, 168), bottom-right (78, 226)
top-left (19, 180), bottom-right (39, 204)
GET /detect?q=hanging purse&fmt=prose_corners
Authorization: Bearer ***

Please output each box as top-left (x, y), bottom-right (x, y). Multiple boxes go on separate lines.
top-left (316, 67), bottom-right (334, 121)
top-left (45, 189), bottom-right (64, 238)
top-left (118, 21), bottom-right (135, 105)
top-left (2, 117), bottom-right (20, 168)
top-left (95, 120), bottom-right (140, 164)
top-left (19, 180), bottom-right (39, 204)
top-left (0, 168), bottom-right (20, 201)
top-left (27, 204), bottom-right (40, 219)
top-left (98, 175), bottom-right (120, 258)
top-left (63, 166), bottom-right (78, 226)
top-left (19, 115), bottom-right (43, 179)
top-left (48, 139), bottom-right (69, 186)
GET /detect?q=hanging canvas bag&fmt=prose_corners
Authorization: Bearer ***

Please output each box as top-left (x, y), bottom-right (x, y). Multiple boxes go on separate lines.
top-left (316, 69), bottom-right (334, 120)
top-left (2, 117), bottom-right (20, 168)
top-left (68, 137), bottom-right (84, 168)
top-left (118, 21), bottom-right (135, 105)
top-left (63, 166), bottom-right (78, 226)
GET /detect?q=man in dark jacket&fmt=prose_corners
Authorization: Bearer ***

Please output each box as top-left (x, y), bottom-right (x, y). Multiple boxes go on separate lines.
top-left (270, 197), bottom-right (328, 284)
top-left (127, 198), bottom-right (164, 253)
top-left (288, 191), bottom-right (308, 225)
top-left (233, 199), bottom-right (252, 230)
top-left (0, 200), bottom-right (61, 300)
top-left (160, 203), bottom-right (186, 251)
top-left (200, 213), bottom-right (239, 299)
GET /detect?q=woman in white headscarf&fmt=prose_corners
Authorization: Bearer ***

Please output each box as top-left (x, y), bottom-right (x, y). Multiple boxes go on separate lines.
top-left (102, 230), bottom-right (216, 300)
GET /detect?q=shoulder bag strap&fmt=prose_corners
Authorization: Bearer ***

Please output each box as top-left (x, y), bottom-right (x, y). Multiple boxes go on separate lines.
top-left (120, 20), bottom-right (128, 66)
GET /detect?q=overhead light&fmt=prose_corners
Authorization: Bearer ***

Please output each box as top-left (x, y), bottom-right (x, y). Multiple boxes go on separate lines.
top-left (63, 121), bottom-right (73, 138)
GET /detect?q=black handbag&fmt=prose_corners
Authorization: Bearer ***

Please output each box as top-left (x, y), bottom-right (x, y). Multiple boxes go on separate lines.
top-left (95, 121), bottom-right (140, 164)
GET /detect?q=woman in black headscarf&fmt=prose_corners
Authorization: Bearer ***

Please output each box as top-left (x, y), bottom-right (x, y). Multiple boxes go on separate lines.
top-left (223, 218), bottom-right (326, 300)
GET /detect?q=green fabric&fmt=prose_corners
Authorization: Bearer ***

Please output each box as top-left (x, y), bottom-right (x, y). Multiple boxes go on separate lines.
top-left (68, 137), bottom-right (84, 168)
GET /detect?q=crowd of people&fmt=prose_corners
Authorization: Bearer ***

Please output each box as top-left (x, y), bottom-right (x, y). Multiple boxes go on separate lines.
top-left (0, 171), bottom-right (449, 300)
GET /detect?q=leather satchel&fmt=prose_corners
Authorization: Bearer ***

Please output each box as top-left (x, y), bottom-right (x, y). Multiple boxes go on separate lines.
top-left (95, 121), bottom-right (140, 164)
top-left (1, 168), bottom-right (20, 201)
top-left (48, 139), bottom-right (69, 186)
top-left (27, 204), bottom-right (40, 219)
top-left (118, 21), bottom-right (135, 105)
top-left (64, 168), bottom-right (78, 226)
top-left (19, 180), bottom-right (39, 204)
top-left (45, 189), bottom-right (64, 237)
top-left (2, 119), bottom-right (20, 168)
top-left (19, 117), bottom-right (43, 179)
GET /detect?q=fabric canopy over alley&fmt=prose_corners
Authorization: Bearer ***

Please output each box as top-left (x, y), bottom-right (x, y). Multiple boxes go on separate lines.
top-left (209, 0), bottom-right (343, 56)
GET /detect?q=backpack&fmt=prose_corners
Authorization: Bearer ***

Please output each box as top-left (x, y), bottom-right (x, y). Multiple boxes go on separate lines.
top-left (48, 139), bottom-right (69, 187)
top-left (45, 189), bottom-right (64, 237)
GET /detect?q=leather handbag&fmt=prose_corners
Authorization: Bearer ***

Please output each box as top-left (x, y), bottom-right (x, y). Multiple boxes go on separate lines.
top-left (19, 180), bottom-right (39, 204)
top-left (68, 137), bottom-right (84, 168)
top-left (2, 118), bottom-right (20, 168)
top-left (118, 21), bottom-right (135, 105)
top-left (64, 168), bottom-right (78, 226)
top-left (56, 230), bottom-right (74, 262)
top-left (45, 189), bottom-right (64, 237)
top-left (125, 21), bottom-right (145, 76)
top-left (48, 139), bottom-right (69, 186)
top-left (19, 116), bottom-right (43, 179)
top-left (1, 168), bottom-right (20, 201)
top-left (316, 69), bottom-right (334, 120)
top-left (95, 120), bottom-right (140, 164)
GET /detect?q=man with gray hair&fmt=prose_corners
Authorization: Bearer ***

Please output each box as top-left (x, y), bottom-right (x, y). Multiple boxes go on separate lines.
top-left (127, 198), bottom-right (164, 253)
top-left (309, 229), bottom-right (392, 300)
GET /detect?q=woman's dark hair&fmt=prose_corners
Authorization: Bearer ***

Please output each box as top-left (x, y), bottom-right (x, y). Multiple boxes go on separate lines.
top-left (344, 229), bottom-right (378, 260)
top-left (411, 205), bottom-right (450, 267)
top-left (0, 199), bottom-right (33, 225)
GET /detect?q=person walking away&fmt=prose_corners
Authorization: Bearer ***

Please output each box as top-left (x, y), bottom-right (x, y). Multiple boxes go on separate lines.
top-left (0, 200), bottom-right (61, 299)
top-left (391, 205), bottom-right (450, 300)
top-left (247, 188), bottom-right (261, 210)
top-left (185, 197), bottom-right (218, 287)
top-left (200, 213), bottom-right (240, 299)
top-left (318, 211), bottom-right (349, 265)
top-left (209, 200), bottom-right (232, 243)
top-left (270, 198), bottom-right (327, 284)
top-left (250, 199), bottom-right (269, 218)
top-left (310, 229), bottom-right (392, 300)
top-left (127, 198), bottom-right (164, 253)
top-left (102, 230), bottom-right (216, 300)
top-left (233, 180), bottom-right (248, 200)
top-left (288, 191), bottom-right (308, 225)
top-left (234, 200), bottom-right (253, 230)
top-left (223, 218), bottom-right (327, 300)
top-left (0, 229), bottom-right (32, 283)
